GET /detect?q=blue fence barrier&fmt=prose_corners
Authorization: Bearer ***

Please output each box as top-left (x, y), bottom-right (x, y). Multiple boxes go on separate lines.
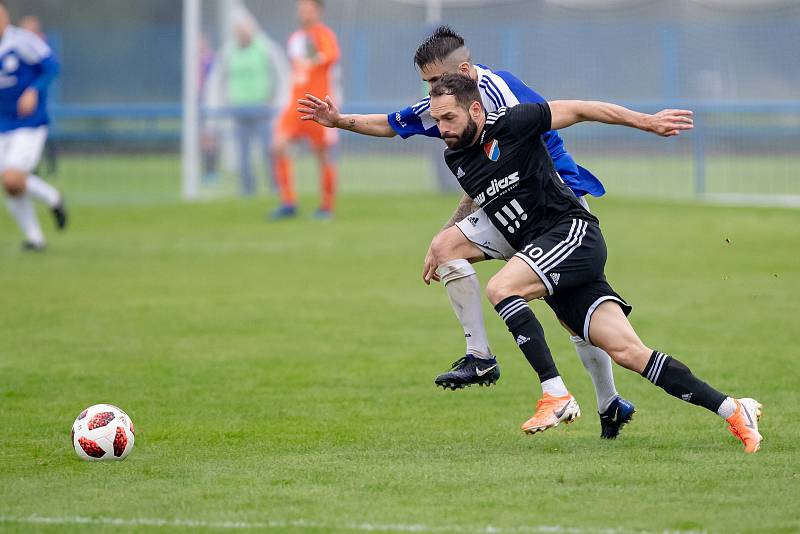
top-left (48, 100), bottom-right (800, 198)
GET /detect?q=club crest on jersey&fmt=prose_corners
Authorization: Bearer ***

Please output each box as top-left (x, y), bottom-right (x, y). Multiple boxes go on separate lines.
top-left (483, 139), bottom-right (500, 162)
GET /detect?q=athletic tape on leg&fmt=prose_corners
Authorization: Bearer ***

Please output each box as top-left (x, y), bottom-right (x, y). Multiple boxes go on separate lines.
top-left (436, 259), bottom-right (476, 285)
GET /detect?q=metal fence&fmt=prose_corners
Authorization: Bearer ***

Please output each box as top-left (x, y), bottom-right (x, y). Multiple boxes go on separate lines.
top-left (9, 0), bottom-right (800, 204)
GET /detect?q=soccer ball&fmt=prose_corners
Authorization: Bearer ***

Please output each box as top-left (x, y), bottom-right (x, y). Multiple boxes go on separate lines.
top-left (71, 404), bottom-right (135, 461)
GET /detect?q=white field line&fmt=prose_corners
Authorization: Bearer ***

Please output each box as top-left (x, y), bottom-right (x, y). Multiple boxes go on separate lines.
top-left (0, 515), bottom-right (707, 534)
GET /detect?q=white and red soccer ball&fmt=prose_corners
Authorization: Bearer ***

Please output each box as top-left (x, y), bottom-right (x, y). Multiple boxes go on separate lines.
top-left (71, 404), bottom-right (135, 461)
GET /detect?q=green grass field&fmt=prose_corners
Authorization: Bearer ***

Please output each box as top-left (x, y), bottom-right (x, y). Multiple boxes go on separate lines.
top-left (1, 155), bottom-right (799, 533)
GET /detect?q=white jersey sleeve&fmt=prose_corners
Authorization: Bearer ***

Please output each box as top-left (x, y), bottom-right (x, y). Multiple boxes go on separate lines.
top-left (7, 26), bottom-right (52, 65)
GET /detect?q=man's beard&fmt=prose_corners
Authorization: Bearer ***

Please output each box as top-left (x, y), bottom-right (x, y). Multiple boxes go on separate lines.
top-left (445, 117), bottom-right (478, 150)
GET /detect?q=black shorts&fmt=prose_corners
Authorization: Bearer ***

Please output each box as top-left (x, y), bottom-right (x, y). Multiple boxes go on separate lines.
top-left (514, 217), bottom-right (632, 341)
top-left (544, 280), bottom-right (631, 343)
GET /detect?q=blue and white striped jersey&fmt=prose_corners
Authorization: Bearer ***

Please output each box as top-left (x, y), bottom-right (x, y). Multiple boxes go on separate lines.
top-left (388, 64), bottom-right (604, 197)
top-left (0, 25), bottom-right (59, 132)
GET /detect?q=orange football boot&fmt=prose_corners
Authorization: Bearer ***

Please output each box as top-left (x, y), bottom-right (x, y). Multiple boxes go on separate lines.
top-left (521, 392), bottom-right (580, 434)
top-left (726, 398), bottom-right (763, 453)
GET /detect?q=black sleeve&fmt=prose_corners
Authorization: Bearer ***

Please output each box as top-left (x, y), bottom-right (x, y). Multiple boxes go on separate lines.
top-left (504, 102), bottom-right (552, 139)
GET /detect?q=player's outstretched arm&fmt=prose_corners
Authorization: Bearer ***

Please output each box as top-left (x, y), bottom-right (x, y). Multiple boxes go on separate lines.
top-left (297, 94), bottom-right (397, 138)
top-left (549, 100), bottom-right (693, 137)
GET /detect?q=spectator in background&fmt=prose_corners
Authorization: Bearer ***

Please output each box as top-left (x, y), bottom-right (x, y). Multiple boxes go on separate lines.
top-left (271, 0), bottom-right (340, 220)
top-left (198, 33), bottom-right (219, 184)
top-left (224, 15), bottom-right (273, 197)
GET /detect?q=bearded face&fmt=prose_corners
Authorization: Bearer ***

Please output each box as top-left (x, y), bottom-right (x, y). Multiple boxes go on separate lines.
top-left (444, 114), bottom-right (478, 150)
top-left (430, 93), bottom-right (482, 150)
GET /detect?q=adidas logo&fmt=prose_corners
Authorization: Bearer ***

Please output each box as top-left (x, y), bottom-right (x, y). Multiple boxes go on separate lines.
top-left (492, 198), bottom-right (527, 234)
top-left (549, 272), bottom-right (561, 285)
top-left (457, 167), bottom-right (466, 179)
top-left (467, 216), bottom-right (479, 227)
top-left (681, 393), bottom-right (693, 402)
top-left (516, 335), bottom-right (531, 346)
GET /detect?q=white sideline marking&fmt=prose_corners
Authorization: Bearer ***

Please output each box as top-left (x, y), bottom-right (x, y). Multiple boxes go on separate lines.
top-left (0, 515), bottom-right (706, 534)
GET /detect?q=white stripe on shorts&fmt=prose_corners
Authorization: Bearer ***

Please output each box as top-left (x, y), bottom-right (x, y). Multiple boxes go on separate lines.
top-left (534, 219), bottom-right (579, 267)
top-left (539, 220), bottom-right (588, 274)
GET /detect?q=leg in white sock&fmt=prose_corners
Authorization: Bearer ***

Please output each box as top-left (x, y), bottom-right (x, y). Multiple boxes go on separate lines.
top-left (717, 397), bottom-right (736, 419)
top-left (6, 194), bottom-right (45, 245)
top-left (436, 259), bottom-right (493, 359)
top-left (26, 174), bottom-right (60, 207)
top-left (570, 335), bottom-right (619, 412)
top-left (541, 376), bottom-right (569, 397)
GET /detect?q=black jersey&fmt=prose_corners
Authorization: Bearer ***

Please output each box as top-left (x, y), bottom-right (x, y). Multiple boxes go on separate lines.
top-left (444, 103), bottom-right (596, 250)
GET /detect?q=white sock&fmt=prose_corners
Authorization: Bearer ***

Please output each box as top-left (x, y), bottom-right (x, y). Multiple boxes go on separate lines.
top-left (26, 174), bottom-right (61, 207)
top-left (6, 194), bottom-right (44, 245)
top-left (717, 397), bottom-right (737, 419)
top-left (541, 376), bottom-right (568, 397)
top-left (436, 259), bottom-right (492, 359)
top-left (571, 335), bottom-right (619, 412)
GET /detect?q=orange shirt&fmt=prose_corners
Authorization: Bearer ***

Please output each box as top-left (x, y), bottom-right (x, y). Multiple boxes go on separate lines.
top-left (286, 23), bottom-right (340, 102)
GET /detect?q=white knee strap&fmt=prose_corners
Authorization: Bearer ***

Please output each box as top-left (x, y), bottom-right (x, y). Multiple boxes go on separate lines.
top-left (436, 259), bottom-right (476, 285)
top-left (570, 335), bottom-right (589, 347)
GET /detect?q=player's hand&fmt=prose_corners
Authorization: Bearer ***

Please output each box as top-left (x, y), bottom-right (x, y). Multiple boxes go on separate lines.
top-left (647, 109), bottom-right (693, 137)
top-left (17, 88), bottom-right (38, 117)
top-left (422, 242), bottom-right (441, 285)
top-left (297, 94), bottom-right (340, 128)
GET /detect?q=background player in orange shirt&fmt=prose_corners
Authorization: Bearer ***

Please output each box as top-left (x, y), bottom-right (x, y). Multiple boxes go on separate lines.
top-left (271, 0), bottom-right (340, 219)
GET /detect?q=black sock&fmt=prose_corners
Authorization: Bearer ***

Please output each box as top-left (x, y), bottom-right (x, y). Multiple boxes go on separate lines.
top-left (494, 296), bottom-right (559, 382)
top-left (642, 351), bottom-right (727, 413)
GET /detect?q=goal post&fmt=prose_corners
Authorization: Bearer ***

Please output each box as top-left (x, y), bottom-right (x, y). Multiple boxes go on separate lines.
top-left (181, 0), bottom-right (201, 200)
top-left (181, 0), bottom-right (293, 201)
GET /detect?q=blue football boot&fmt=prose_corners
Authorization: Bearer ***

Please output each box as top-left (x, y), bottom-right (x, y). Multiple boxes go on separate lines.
top-left (599, 396), bottom-right (636, 439)
top-left (269, 204), bottom-right (297, 221)
top-left (313, 208), bottom-right (333, 220)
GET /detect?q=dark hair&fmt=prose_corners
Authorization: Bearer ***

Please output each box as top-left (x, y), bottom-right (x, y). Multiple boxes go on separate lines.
top-left (414, 25), bottom-right (465, 70)
top-left (300, 0), bottom-right (323, 6)
top-left (429, 72), bottom-right (482, 111)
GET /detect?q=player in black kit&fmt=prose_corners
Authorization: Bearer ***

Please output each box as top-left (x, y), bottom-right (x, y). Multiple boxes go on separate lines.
top-left (428, 73), bottom-right (762, 453)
